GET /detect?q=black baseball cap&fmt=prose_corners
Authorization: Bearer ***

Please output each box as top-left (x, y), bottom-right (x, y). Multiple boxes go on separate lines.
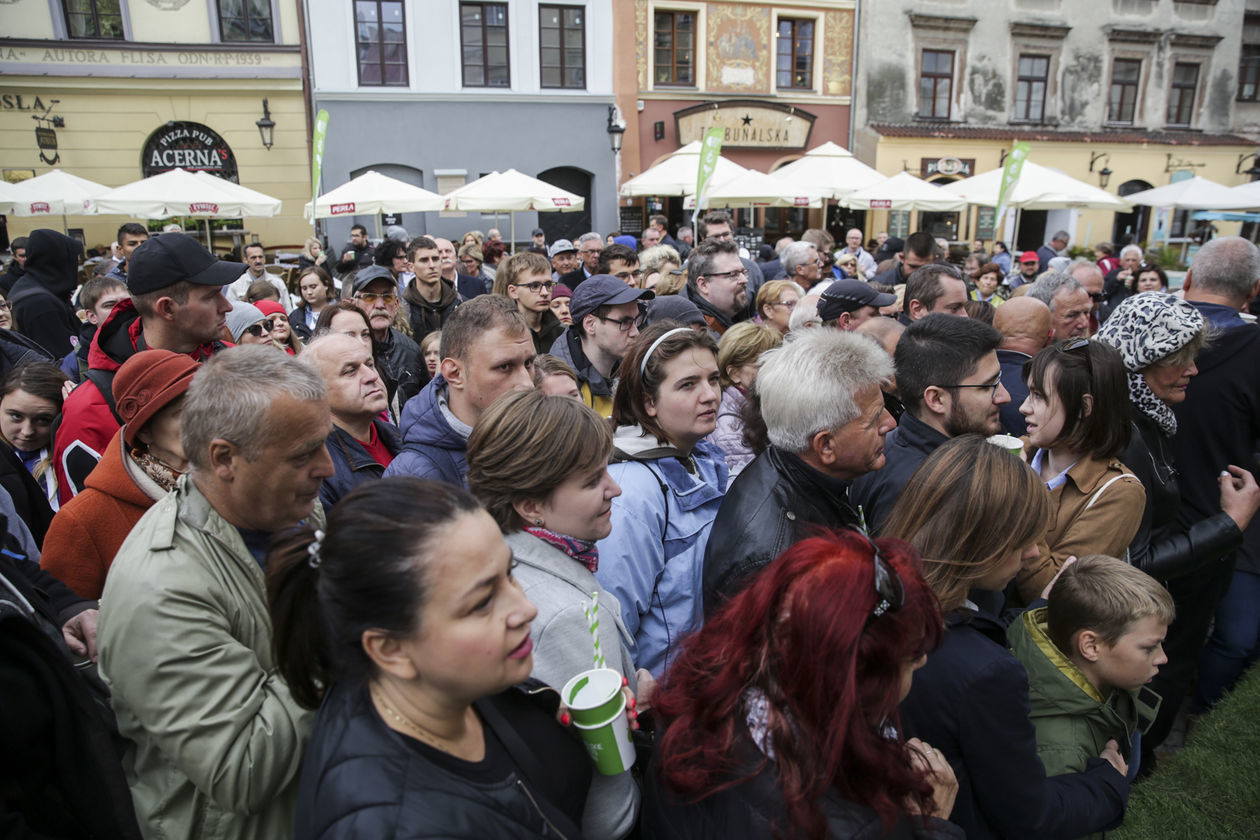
top-left (351, 265), bottom-right (396, 293)
top-left (126, 234), bottom-right (241, 295)
top-left (569, 275), bottom-right (654, 324)
top-left (817, 279), bottom-right (897, 321)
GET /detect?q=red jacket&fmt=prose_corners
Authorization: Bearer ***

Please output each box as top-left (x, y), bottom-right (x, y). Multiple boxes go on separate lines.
top-left (41, 430), bottom-right (158, 599)
top-left (51, 299), bottom-right (224, 504)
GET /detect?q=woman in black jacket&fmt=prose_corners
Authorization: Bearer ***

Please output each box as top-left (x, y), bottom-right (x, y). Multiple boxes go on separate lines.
top-left (885, 437), bottom-right (1130, 840)
top-left (1096, 292), bottom-right (1260, 763)
top-left (268, 478), bottom-right (600, 840)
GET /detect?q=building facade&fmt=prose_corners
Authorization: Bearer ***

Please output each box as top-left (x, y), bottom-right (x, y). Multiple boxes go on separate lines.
top-left (0, 0), bottom-right (312, 252)
top-left (851, 0), bottom-right (1260, 251)
top-left (306, 0), bottom-right (618, 247)
top-left (614, 0), bottom-right (857, 241)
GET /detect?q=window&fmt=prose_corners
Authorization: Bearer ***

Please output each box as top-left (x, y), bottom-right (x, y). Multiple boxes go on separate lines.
top-left (356, 1), bottom-right (407, 86)
top-left (63, 0), bottom-right (123, 38)
top-left (217, 0), bottom-right (273, 42)
top-left (540, 5), bottom-right (585, 89)
top-left (1014, 54), bottom-right (1049, 122)
top-left (461, 3), bottom-right (510, 88)
top-left (1108, 58), bottom-right (1141, 123)
top-left (918, 50), bottom-right (954, 120)
top-left (1240, 45), bottom-right (1260, 101)
top-left (776, 18), bottom-right (815, 90)
top-left (654, 11), bottom-right (696, 86)
top-left (1167, 62), bottom-right (1199, 125)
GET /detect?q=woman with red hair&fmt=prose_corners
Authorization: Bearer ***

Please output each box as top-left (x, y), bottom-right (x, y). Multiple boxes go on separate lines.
top-left (643, 530), bottom-right (962, 840)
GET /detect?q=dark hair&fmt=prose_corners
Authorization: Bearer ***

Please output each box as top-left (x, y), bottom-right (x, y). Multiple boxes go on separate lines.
top-left (903, 231), bottom-right (936, 260)
top-left (439, 295), bottom-right (528, 363)
top-left (895, 313), bottom-right (1002, 414)
top-left (1, 360), bottom-right (68, 407)
top-left (598, 243), bottom-right (638, 274)
top-left (407, 236), bottom-right (438, 260)
top-left (78, 275), bottom-right (127, 312)
top-left (116, 222), bottom-right (148, 245)
top-left (612, 320), bottom-right (718, 445)
top-left (10, 237), bottom-right (29, 252)
top-left (482, 240), bottom-right (507, 264)
top-left (298, 266), bottom-right (335, 303)
top-left (994, 241), bottom-right (1008, 254)
top-left (905, 264), bottom-right (963, 312)
top-left (686, 238), bottom-right (741, 291)
top-left (131, 280), bottom-right (192, 318)
top-left (697, 210), bottom-right (732, 240)
top-left (964, 299), bottom-right (995, 325)
top-left (1135, 263), bottom-right (1169, 289)
top-left (374, 239), bottom-right (407, 269)
top-left (1023, 339), bottom-right (1131, 459)
top-left (245, 278), bottom-right (281, 303)
top-left (314, 300), bottom-right (371, 336)
top-left (351, 224), bottom-right (368, 237)
top-left (654, 531), bottom-right (944, 838)
top-left (243, 242), bottom-right (266, 257)
top-left (978, 262), bottom-right (1003, 279)
top-left (267, 478), bottom-right (483, 709)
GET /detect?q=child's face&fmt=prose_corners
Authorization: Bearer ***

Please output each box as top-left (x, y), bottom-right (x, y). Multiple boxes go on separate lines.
top-left (1094, 615), bottom-right (1169, 692)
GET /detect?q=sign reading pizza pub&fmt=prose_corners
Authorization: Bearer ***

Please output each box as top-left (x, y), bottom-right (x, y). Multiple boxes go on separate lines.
top-left (141, 121), bottom-right (239, 182)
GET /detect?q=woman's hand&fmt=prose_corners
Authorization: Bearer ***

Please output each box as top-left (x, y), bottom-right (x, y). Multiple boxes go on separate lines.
top-left (906, 738), bottom-right (958, 818)
top-left (1100, 738), bottom-right (1128, 776)
top-left (1219, 466), bottom-right (1260, 532)
top-left (635, 668), bottom-right (657, 713)
top-left (555, 676), bottom-right (640, 731)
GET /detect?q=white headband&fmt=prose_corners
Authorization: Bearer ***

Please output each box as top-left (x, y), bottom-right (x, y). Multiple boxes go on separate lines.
top-left (640, 327), bottom-right (693, 376)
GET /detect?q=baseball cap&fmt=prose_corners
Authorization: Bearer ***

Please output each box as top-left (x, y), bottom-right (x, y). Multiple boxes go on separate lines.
top-left (645, 294), bottom-right (705, 327)
top-left (548, 239), bottom-right (577, 259)
top-left (126, 234), bottom-right (241, 295)
top-left (1019, 251), bottom-right (1040, 263)
top-left (531, 227), bottom-right (545, 237)
top-left (351, 265), bottom-right (397, 293)
top-left (569, 275), bottom-right (654, 325)
top-left (817, 279), bottom-right (897, 321)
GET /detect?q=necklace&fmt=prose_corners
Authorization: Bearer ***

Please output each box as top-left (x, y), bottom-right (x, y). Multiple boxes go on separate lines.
top-left (370, 684), bottom-right (474, 755)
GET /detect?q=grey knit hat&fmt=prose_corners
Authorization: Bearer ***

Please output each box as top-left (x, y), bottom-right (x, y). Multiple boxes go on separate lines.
top-left (1095, 292), bottom-right (1206, 371)
top-left (226, 301), bottom-right (267, 343)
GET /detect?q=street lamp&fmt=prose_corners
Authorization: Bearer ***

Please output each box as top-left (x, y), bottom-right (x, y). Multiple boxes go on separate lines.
top-left (1098, 166), bottom-right (1112, 189)
top-left (1089, 151), bottom-right (1111, 188)
top-left (606, 105), bottom-right (625, 153)
top-left (255, 98), bottom-right (275, 151)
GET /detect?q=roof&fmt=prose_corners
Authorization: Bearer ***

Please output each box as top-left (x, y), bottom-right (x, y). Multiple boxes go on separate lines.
top-left (868, 123), bottom-right (1256, 147)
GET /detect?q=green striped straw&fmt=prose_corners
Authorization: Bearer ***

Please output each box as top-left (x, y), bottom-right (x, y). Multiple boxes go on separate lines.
top-left (584, 591), bottom-right (605, 670)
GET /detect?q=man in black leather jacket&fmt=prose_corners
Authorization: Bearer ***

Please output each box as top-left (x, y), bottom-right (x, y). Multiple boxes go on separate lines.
top-left (703, 329), bottom-right (897, 613)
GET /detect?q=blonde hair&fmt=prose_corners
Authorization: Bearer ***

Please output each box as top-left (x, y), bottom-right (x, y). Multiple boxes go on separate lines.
top-left (532, 353), bottom-right (578, 388)
top-left (716, 322), bottom-right (782, 390)
top-left (755, 279), bottom-right (805, 321)
top-left (466, 389), bottom-right (613, 532)
top-left (1047, 555), bottom-right (1175, 653)
top-left (881, 435), bottom-right (1050, 612)
top-left (640, 244), bottom-right (681, 277)
top-left (492, 252), bottom-right (552, 297)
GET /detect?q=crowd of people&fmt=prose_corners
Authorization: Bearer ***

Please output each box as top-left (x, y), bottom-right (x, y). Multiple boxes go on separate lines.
top-left (1, 212), bottom-right (1258, 840)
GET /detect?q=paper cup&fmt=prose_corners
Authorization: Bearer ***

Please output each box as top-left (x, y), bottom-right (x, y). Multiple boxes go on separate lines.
top-left (562, 668), bottom-right (636, 775)
top-left (987, 433), bottom-right (1024, 457)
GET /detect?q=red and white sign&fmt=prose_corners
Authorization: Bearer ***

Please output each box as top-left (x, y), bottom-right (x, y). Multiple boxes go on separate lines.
top-left (793, 197), bottom-right (810, 207)
top-left (869, 199), bottom-right (892, 209)
top-left (552, 197), bottom-right (571, 207)
top-left (28, 202), bottom-right (50, 213)
top-left (331, 202), bottom-right (356, 215)
top-left (189, 202), bottom-right (219, 213)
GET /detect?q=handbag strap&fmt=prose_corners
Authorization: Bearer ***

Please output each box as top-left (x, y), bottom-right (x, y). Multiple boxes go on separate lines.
top-left (1084, 474), bottom-right (1136, 511)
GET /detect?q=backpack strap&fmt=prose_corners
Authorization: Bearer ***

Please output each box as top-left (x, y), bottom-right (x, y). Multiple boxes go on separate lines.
top-left (84, 368), bottom-right (122, 425)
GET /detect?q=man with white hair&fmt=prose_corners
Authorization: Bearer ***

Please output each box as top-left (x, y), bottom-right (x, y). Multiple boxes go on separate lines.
top-left (702, 328), bottom-right (897, 609)
top-left (1101, 243), bottom-right (1144, 317)
top-left (1026, 271), bottom-right (1092, 339)
top-left (781, 241), bottom-right (821, 291)
top-left (1068, 258), bottom-right (1106, 331)
top-left (787, 292), bottom-right (823, 331)
top-left (841, 227), bottom-right (877, 279)
top-left (1037, 229), bottom-right (1071, 273)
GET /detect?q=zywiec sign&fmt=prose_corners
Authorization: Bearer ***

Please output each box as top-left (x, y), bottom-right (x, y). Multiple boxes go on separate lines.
top-left (922, 157), bottom-right (975, 178)
top-left (141, 122), bottom-right (238, 182)
top-left (331, 203), bottom-right (356, 215)
top-left (189, 202), bottom-right (218, 213)
top-left (674, 100), bottom-right (816, 149)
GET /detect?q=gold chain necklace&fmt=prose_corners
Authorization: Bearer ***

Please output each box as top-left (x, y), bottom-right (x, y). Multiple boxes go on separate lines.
top-left (370, 684), bottom-right (458, 751)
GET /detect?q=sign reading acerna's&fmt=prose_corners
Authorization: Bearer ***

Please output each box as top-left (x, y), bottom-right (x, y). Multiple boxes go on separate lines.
top-left (141, 121), bottom-right (239, 183)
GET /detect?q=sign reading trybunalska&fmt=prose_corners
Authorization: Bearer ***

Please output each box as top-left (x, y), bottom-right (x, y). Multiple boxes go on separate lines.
top-left (142, 122), bottom-right (238, 182)
top-left (674, 100), bottom-right (816, 149)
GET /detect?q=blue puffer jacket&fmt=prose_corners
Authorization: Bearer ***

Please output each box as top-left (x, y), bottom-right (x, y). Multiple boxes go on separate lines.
top-left (382, 374), bottom-right (468, 488)
top-left (595, 426), bottom-right (728, 678)
top-left (319, 419), bottom-right (402, 509)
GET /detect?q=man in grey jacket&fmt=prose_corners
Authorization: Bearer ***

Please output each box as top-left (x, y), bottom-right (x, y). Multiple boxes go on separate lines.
top-left (98, 347), bottom-right (333, 840)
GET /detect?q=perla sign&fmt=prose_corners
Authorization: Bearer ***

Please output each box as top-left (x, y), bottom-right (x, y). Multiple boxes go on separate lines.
top-left (141, 121), bottom-right (239, 182)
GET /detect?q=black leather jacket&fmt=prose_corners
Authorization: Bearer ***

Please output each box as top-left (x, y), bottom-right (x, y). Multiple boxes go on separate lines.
top-left (703, 446), bottom-right (862, 614)
top-left (374, 327), bottom-right (424, 412)
top-left (1122, 410), bottom-right (1241, 580)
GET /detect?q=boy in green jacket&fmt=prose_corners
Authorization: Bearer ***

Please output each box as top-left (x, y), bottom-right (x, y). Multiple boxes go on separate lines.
top-left (1010, 555), bottom-right (1173, 782)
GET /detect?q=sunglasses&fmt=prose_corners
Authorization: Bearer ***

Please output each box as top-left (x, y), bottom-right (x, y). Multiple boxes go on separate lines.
top-left (862, 531), bottom-right (905, 621)
top-left (244, 319), bottom-right (276, 338)
top-left (1058, 336), bottom-right (1093, 380)
top-left (355, 292), bottom-right (399, 306)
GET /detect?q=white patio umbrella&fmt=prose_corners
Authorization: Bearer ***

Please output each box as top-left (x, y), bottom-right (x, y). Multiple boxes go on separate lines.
top-left (683, 168), bottom-right (825, 210)
top-left (5, 169), bottom-right (111, 217)
top-left (304, 170), bottom-right (445, 227)
top-left (443, 169), bottom-right (585, 249)
top-left (772, 141), bottom-right (885, 200)
top-left (619, 141), bottom-right (748, 197)
top-left (1223, 180), bottom-right (1260, 209)
top-left (90, 168), bottom-right (282, 217)
top-left (842, 172), bottom-right (968, 212)
top-left (1121, 176), bottom-right (1250, 210)
top-left (0, 180), bottom-right (28, 216)
top-left (939, 161), bottom-right (1131, 210)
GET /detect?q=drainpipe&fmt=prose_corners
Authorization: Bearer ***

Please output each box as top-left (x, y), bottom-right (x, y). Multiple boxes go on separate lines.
top-left (296, 0), bottom-right (316, 234)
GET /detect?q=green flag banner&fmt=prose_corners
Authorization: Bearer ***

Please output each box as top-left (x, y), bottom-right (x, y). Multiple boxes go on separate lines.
top-left (995, 141), bottom-right (1029, 238)
top-left (692, 126), bottom-right (724, 229)
top-left (310, 108), bottom-right (330, 231)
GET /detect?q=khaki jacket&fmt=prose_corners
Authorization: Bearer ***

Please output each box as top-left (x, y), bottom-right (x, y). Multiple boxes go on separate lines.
top-left (1017, 453), bottom-right (1145, 603)
top-left (98, 476), bottom-right (320, 840)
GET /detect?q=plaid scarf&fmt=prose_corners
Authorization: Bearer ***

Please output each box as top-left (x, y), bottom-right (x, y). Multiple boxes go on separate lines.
top-left (524, 526), bottom-right (600, 573)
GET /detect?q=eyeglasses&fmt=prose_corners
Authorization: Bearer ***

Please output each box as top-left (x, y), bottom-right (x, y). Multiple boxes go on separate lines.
top-left (1058, 336), bottom-right (1093, 380)
top-left (612, 270), bottom-right (644, 282)
top-left (940, 371), bottom-right (1004, 400)
top-left (0, 301), bottom-right (10, 310)
top-left (705, 268), bottom-right (749, 281)
top-left (511, 280), bottom-right (556, 294)
top-left (770, 299), bottom-right (798, 310)
top-left (244, 319), bottom-right (276, 338)
top-left (596, 312), bottom-right (648, 332)
top-left (355, 292), bottom-right (398, 306)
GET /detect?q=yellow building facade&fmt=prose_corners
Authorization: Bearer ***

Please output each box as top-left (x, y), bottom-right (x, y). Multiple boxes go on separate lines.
top-left (0, 0), bottom-right (311, 253)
